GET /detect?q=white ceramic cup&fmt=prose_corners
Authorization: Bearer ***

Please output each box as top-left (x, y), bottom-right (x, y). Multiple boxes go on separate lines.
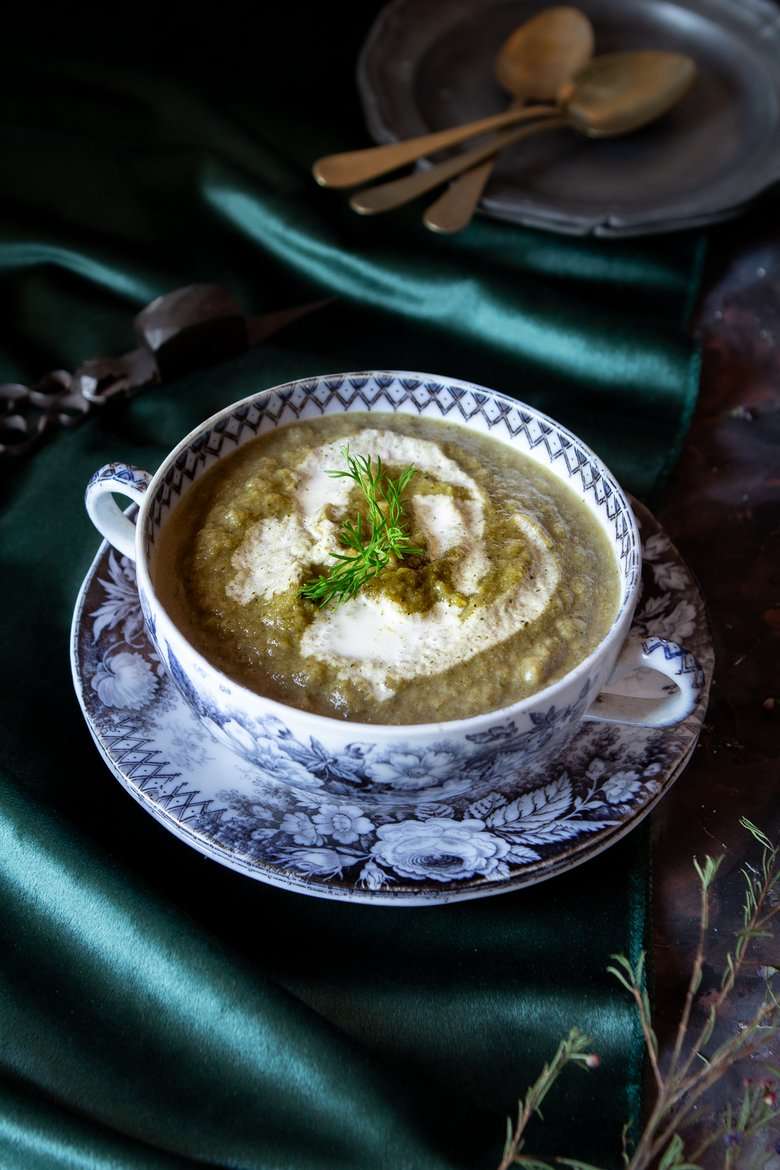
top-left (85, 371), bottom-right (702, 806)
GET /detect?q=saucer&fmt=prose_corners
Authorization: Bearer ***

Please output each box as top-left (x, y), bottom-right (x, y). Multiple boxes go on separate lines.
top-left (71, 500), bottom-right (712, 905)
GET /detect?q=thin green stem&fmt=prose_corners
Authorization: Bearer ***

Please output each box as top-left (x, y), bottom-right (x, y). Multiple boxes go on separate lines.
top-left (644, 1009), bottom-right (779, 1167)
top-left (627, 832), bottom-right (779, 1170)
top-left (499, 822), bottom-right (779, 1170)
top-left (497, 1030), bottom-right (597, 1170)
top-left (666, 863), bottom-right (713, 1086)
top-left (672, 901), bottom-right (780, 1096)
top-left (635, 985), bottom-right (664, 1096)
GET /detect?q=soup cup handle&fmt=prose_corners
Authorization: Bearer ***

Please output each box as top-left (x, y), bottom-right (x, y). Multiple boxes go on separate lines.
top-left (85, 463), bottom-right (152, 562)
top-left (584, 635), bottom-right (703, 728)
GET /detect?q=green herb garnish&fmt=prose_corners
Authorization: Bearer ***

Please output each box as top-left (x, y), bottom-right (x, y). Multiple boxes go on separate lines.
top-left (299, 448), bottom-right (424, 607)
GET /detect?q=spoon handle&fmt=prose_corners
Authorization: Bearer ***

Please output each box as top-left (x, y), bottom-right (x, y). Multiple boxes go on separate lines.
top-left (349, 117), bottom-right (567, 216)
top-left (424, 98), bottom-right (527, 234)
top-left (313, 105), bottom-right (557, 189)
top-left (423, 156), bottom-right (496, 234)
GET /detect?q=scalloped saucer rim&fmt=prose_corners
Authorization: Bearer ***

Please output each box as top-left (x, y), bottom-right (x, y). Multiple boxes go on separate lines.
top-left (71, 502), bottom-right (713, 905)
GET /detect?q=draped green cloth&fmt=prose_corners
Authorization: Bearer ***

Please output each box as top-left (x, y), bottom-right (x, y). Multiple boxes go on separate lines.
top-left (0, 10), bottom-right (703, 1169)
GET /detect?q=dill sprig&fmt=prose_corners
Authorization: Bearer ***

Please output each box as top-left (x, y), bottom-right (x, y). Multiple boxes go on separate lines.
top-left (299, 447), bottom-right (424, 607)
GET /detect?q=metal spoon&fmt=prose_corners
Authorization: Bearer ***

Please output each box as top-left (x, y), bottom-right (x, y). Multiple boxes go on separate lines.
top-left (350, 52), bottom-right (697, 216)
top-left (312, 102), bottom-right (558, 190)
top-left (424, 7), bottom-right (594, 235)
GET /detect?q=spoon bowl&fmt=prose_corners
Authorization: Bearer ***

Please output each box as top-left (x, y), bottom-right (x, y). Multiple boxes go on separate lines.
top-left (426, 6), bottom-right (594, 234)
top-left (496, 6), bottom-right (594, 101)
top-left (565, 51), bottom-right (698, 137)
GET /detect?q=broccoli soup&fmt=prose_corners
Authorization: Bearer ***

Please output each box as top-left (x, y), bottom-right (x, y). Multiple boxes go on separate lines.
top-left (154, 413), bottom-right (619, 724)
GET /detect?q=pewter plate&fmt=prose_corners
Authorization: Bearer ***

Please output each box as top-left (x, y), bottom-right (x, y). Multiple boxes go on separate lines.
top-left (357, 0), bottom-right (780, 237)
top-left (71, 502), bottom-right (713, 905)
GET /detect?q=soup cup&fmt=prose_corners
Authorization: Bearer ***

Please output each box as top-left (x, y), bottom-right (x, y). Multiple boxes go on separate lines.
top-left (85, 371), bottom-right (702, 807)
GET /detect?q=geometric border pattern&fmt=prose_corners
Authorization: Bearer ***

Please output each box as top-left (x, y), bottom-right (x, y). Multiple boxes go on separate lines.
top-left (643, 637), bottom-right (705, 685)
top-left (99, 717), bottom-right (222, 822)
top-left (143, 372), bottom-right (640, 615)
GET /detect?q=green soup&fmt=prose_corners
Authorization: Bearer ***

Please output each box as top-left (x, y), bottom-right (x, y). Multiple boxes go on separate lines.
top-left (154, 413), bottom-right (620, 724)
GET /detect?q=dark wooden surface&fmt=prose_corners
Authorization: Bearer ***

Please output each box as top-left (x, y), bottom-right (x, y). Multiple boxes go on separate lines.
top-left (653, 206), bottom-right (780, 1164)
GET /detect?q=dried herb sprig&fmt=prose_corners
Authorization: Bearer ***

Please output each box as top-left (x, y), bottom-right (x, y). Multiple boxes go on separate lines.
top-left (498, 818), bottom-right (780, 1170)
top-left (299, 447), bottom-right (424, 607)
top-left (496, 1028), bottom-right (600, 1170)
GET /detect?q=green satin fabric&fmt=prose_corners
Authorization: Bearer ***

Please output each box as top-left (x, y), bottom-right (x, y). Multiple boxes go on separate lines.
top-left (1, 11), bottom-right (702, 1169)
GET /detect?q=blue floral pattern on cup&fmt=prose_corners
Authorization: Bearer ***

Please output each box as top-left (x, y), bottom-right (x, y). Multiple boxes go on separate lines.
top-left (159, 636), bottom-right (596, 804)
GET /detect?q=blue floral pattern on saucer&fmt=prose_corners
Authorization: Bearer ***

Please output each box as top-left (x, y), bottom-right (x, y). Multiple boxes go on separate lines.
top-left (71, 503), bottom-right (712, 904)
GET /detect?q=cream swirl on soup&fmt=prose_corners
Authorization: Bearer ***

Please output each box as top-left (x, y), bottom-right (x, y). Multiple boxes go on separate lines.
top-left (153, 413), bottom-right (618, 724)
top-left (222, 430), bottom-right (559, 702)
